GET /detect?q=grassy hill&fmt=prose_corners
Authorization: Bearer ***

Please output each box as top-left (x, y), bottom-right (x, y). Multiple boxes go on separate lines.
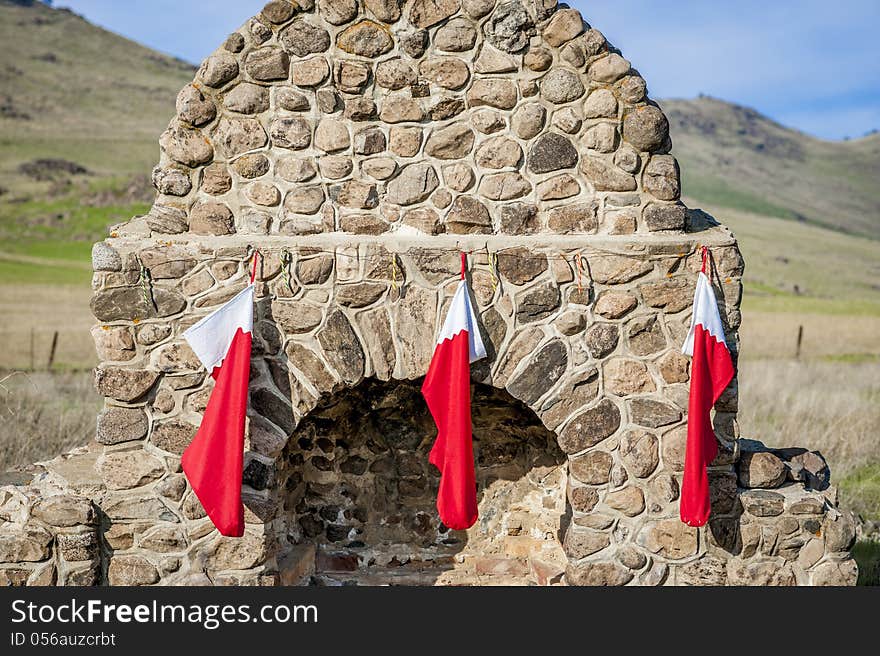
top-left (0, 0), bottom-right (194, 281)
top-left (663, 96), bottom-right (880, 240)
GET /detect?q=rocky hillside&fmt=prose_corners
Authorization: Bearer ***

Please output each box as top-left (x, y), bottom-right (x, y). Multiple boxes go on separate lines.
top-left (663, 96), bottom-right (880, 240)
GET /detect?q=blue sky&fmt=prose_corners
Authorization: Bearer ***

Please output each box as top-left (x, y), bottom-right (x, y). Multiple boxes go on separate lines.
top-left (53, 0), bottom-right (880, 141)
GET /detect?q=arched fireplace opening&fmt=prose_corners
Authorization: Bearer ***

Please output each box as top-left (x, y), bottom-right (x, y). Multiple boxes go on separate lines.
top-left (276, 378), bottom-right (568, 586)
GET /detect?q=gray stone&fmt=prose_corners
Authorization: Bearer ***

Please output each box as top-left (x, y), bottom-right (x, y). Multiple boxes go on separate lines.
top-left (284, 185), bottom-right (325, 215)
top-left (262, 0), bottom-right (297, 23)
top-left (584, 123), bottom-right (618, 153)
top-left (176, 85), bottom-right (216, 127)
top-left (280, 19), bottom-right (331, 57)
top-left (94, 368), bottom-right (159, 402)
top-left (476, 137), bottom-right (522, 170)
top-left (528, 132), bottom-right (578, 174)
top-left (160, 124), bottom-right (213, 167)
top-left (318, 311), bottom-right (365, 385)
top-left (277, 158), bottom-right (316, 184)
top-left (515, 282), bottom-right (560, 322)
top-left (377, 59), bottom-right (417, 90)
top-left (580, 156), bottom-right (637, 192)
top-left (91, 242), bottom-right (122, 272)
top-left (639, 278), bottom-right (695, 313)
top-left (365, 0), bottom-right (403, 22)
top-left (246, 48), bottom-right (291, 81)
top-left (623, 105), bottom-right (670, 152)
top-left (435, 17), bottom-right (477, 52)
top-left (742, 490), bottom-right (785, 517)
top-left (386, 163), bottom-right (439, 205)
top-left (590, 255), bottom-right (653, 285)
top-left (400, 29), bottom-right (429, 58)
top-left (151, 421), bottom-right (197, 455)
top-left (198, 53), bottom-right (238, 87)
top-left (643, 155), bottom-right (681, 200)
top-left (484, 0), bottom-right (534, 53)
top-left (225, 83), bottom-right (270, 114)
top-left (212, 117), bottom-right (269, 158)
top-left (631, 399), bottom-right (681, 429)
top-left (628, 315), bottom-right (667, 357)
top-left (497, 247), bottom-right (547, 285)
top-left (355, 127), bottom-right (387, 155)
top-left (151, 166), bottom-right (192, 197)
top-left (512, 103), bottom-right (546, 140)
top-left (271, 117), bottom-right (312, 150)
top-left (500, 202), bottom-right (539, 234)
top-left (585, 323), bottom-right (619, 359)
top-left (425, 124), bottom-right (475, 159)
top-left (94, 406), bottom-right (148, 445)
top-left (558, 399), bottom-right (621, 454)
top-left (201, 163), bottom-right (232, 195)
top-left (541, 69), bottom-right (585, 104)
top-left (644, 203), bottom-right (687, 232)
top-left (811, 559), bottom-right (858, 586)
top-left (507, 340), bottom-right (567, 406)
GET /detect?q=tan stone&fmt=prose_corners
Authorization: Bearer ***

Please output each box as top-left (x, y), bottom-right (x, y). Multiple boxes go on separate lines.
top-left (536, 174), bottom-right (580, 201)
top-left (475, 137), bottom-right (522, 169)
top-left (569, 450), bottom-right (613, 485)
top-left (590, 53), bottom-right (632, 83)
top-left (605, 486), bottom-right (646, 517)
top-left (478, 172), bottom-right (531, 201)
top-left (108, 556), bottom-right (159, 586)
top-left (96, 451), bottom-right (165, 490)
top-left (605, 358), bottom-right (655, 396)
top-left (467, 78), bottom-right (518, 109)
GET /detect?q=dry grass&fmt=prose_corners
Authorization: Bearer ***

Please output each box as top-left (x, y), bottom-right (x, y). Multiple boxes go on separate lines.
top-left (737, 358), bottom-right (880, 520)
top-left (0, 283), bottom-right (96, 370)
top-left (0, 370), bottom-right (100, 471)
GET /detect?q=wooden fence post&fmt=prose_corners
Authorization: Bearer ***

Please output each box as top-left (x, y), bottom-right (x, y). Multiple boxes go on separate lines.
top-left (47, 331), bottom-right (59, 370)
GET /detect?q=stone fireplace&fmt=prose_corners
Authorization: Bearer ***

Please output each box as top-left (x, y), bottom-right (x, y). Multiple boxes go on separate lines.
top-left (0, 0), bottom-right (857, 586)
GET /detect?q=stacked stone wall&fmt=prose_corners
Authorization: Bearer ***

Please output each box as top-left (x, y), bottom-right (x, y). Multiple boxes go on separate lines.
top-left (0, 0), bottom-right (857, 586)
